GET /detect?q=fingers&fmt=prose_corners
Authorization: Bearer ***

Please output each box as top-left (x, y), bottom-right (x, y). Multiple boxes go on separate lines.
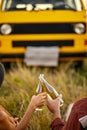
top-left (39, 92), bottom-right (47, 106)
top-left (14, 117), bottom-right (19, 122)
top-left (38, 92), bottom-right (47, 99)
top-left (47, 93), bottom-right (63, 105)
top-left (35, 92), bottom-right (63, 107)
top-left (55, 94), bottom-right (63, 107)
top-left (39, 92), bottom-right (47, 97)
top-left (59, 94), bottom-right (62, 98)
top-left (40, 92), bottom-right (47, 104)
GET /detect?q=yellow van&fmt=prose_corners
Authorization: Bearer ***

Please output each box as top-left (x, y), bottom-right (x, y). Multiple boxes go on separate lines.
top-left (0, 0), bottom-right (87, 66)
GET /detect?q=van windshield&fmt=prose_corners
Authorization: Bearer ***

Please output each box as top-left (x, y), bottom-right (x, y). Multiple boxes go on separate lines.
top-left (2, 0), bottom-right (83, 11)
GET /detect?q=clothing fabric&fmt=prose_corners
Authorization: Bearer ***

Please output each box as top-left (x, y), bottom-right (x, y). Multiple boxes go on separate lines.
top-left (51, 98), bottom-right (87, 130)
top-left (79, 115), bottom-right (87, 128)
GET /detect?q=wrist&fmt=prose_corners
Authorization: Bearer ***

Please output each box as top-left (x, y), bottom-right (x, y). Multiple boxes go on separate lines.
top-left (53, 110), bottom-right (61, 120)
top-left (28, 102), bottom-right (36, 111)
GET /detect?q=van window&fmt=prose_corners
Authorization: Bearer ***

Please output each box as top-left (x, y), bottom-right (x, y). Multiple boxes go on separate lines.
top-left (2, 0), bottom-right (83, 11)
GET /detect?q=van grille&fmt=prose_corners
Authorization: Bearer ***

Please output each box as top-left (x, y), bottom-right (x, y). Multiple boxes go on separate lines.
top-left (11, 23), bottom-right (74, 34)
top-left (12, 40), bottom-right (73, 47)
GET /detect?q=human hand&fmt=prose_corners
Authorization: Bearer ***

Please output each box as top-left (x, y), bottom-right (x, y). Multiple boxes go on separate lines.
top-left (29, 92), bottom-right (47, 110)
top-left (46, 94), bottom-right (62, 119)
top-left (0, 109), bottom-right (19, 130)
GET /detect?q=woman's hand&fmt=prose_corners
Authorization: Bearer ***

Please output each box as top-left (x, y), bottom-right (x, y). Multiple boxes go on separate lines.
top-left (29, 92), bottom-right (47, 110)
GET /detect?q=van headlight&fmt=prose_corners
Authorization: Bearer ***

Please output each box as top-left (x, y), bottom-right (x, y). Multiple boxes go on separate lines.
top-left (0, 24), bottom-right (12, 35)
top-left (74, 23), bottom-right (85, 34)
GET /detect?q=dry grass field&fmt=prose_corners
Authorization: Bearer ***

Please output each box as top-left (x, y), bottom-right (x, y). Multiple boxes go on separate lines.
top-left (0, 62), bottom-right (87, 130)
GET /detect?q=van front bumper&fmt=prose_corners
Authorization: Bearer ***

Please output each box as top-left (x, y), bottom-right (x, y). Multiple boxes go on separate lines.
top-left (0, 52), bottom-right (87, 62)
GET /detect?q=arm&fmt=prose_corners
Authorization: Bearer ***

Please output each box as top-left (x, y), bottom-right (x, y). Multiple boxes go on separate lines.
top-left (16, 92), bottom-right (47, 130)
top-left (47, 95), bottom-right (62, 120)
top-left (0, 92), bottom-right (47, 130)
top-left (47, 95), bottom-right (65, 130)
top-left (47, 97), bottom-right (87, 130)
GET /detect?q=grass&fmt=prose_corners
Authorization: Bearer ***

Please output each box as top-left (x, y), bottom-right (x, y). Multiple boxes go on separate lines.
top-left (0, 62), bottom-right (87, 130)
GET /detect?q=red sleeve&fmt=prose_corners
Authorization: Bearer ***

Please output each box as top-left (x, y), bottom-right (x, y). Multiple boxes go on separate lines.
top-left (50, 98), bottom-right (87, 130)
top-left (50, 118), bottom-right (65, 130)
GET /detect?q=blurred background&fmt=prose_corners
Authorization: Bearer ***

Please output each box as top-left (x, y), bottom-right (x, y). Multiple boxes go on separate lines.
top-left (0, 0), bottom-right (87, 130)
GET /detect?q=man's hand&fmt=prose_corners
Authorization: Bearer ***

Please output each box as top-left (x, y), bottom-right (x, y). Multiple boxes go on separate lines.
top-left (46, 94), bottom-right (62, 119)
